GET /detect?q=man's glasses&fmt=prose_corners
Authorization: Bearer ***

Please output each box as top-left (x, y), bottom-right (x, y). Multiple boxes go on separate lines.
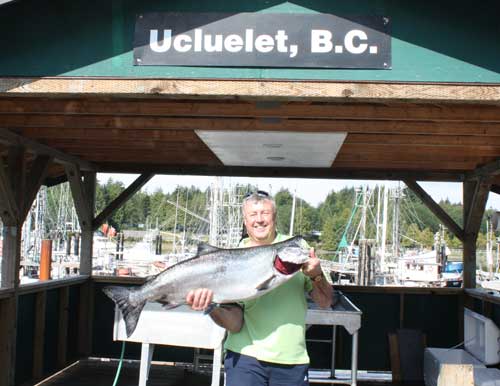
top-left (243, 190), bottom-right (270, 200)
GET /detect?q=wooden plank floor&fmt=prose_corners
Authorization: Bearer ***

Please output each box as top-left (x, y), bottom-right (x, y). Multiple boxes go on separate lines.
top-left (36, 359), bottom-right (424, 386)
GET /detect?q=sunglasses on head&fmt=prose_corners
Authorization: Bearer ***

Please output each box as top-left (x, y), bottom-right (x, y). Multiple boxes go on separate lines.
top-left (243, 190), bottom-right (270, 199)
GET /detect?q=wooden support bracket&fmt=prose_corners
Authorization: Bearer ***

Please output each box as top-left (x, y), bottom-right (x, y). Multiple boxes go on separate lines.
top-left (464, 179), bottom-right (491, 236)
top-left (65, 165), bottom-right (92, 230)
top-left (404, 179), bottom-right (464, 241)
top-left (23, 155), bottom-right (52, 219)
top-left (0, 157), bottom-right (19, 225)
top-left (465, 158), bottom-right (500, 180)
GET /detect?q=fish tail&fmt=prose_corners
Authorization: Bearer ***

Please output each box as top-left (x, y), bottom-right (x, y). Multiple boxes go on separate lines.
top-left (102, 286), bottom-right (146, 337)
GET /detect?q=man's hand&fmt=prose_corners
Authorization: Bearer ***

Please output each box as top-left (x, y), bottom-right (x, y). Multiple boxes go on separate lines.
top-left (302, 248), bottom-right (323, 278)
top-left (186, 288), bottom-right (213, 311)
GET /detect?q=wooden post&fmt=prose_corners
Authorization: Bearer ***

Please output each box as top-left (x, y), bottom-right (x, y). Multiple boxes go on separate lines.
top-left (463, 180), bottom-right (490, 289)
top-left (39, 240), bottom-right (52, 280)
top-left (463, 179), bottom-right (477, 289)
top-left (0, 146), bottom-right (25, 386)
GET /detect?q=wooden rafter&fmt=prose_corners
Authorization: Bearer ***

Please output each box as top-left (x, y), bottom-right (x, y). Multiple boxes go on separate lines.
top-left (92, 173), bottom-right (154, 230)
top-left (404, 179), bottom-right (464, 241)
top-left (95, 163), bottom-right (464, 182)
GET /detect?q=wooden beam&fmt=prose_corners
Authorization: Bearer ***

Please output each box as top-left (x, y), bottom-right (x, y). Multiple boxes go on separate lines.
top-left (92, 173), bottom-right (154, 230)
top-left (4, 114), bottom-right (500, 135)
top-left (95, 163), bottom-right (465, 182)
top-left (2, 98), bottom-right (500, 121)
top-left (42, 140), bottom-right (500, 158)
top-left (2, 78), bottom-right (500, 103)
top-left (0, 129), bottom-right (95, 171)
top-left (23, 155), bottom-right (52, 219)
top-left (404, 179), bottom-right (464, 241)
top-left (33, 290), bottom-right (47, 381)
top-left (22, 128), bottom-right (500, 146)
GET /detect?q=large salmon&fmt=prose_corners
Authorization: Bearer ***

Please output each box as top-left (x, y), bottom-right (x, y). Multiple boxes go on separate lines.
top-left (103, 235), bottom-right (310, 337)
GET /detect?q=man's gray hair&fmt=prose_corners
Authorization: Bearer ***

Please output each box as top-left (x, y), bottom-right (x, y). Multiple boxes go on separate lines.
top-left (242, 192), bottom-right (277, 217)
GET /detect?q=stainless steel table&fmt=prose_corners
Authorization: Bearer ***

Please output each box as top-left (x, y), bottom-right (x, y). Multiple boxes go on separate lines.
top-left (306, 292), bottom-right (362, 386)
top-left (113, 303), bottom-right (226, 386)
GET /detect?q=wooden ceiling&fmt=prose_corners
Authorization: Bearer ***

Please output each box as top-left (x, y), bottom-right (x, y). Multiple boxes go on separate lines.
top-left (1, 88), bottom-right (500, 187)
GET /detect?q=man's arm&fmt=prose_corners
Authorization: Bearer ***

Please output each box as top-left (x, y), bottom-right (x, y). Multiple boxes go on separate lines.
top-left (186, 288), bottom-right (244, 333)
top-left (302, 249), bottom-right (334, 309)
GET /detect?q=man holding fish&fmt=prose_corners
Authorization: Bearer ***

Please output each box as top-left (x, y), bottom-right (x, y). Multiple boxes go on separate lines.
top-left (187, 191), bottom-right (334, 386)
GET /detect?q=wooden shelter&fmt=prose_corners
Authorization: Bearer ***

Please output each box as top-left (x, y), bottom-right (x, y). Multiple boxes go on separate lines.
top-left (0, 1), bottom-right (500, 385)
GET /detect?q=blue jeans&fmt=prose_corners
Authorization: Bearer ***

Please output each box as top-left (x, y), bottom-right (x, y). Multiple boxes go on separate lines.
top-left (224, 351), bottom-right (309, 386)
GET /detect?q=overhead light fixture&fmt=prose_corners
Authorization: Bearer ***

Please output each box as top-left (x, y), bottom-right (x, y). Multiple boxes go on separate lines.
top-left (195, 130), bottom-right (347, 168)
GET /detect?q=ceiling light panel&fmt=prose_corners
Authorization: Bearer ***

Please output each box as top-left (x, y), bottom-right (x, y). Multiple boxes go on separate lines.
top-left (195, 131), bottom-right (347, 168)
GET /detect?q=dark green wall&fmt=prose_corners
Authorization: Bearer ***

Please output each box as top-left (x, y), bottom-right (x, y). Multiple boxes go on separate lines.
top-left (15, 293), bottom-right (35, 386)
top-left (15, 285), bottom-right (83, 386)
top-left (0, 0), bottom-right (499, 82)
top-left (92, 283), bottom-right (461, 371)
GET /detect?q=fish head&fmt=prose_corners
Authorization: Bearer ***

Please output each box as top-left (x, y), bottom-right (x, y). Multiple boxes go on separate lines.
top-left (273, 236), bottom-right (310, 275)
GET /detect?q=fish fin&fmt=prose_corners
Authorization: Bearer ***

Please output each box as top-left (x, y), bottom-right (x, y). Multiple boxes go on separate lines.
top-left (196, 242), bottom-right (221, 256)
top-left (102, 286), bottom-right (146, 337)
top-left (255, 275), bottom-right (276, 291)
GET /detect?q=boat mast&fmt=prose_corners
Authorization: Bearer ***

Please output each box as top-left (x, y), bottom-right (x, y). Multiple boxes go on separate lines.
top-left (380, 183), bottom-right (389, 273)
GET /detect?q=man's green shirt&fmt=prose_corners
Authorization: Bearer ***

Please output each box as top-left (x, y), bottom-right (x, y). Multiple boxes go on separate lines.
top-left (224, 233), bottom-right (313, 364)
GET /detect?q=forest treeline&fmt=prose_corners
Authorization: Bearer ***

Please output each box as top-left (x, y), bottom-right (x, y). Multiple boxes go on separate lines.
top-left (48, 179), bottom-right (495, 252)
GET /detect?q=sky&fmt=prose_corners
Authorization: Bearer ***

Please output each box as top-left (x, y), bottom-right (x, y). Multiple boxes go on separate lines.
top-left (98, 173), bottom-right (500, 210)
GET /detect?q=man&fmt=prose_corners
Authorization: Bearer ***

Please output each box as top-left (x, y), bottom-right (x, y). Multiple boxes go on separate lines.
top-left (186, 191), bottom-right (334, 386)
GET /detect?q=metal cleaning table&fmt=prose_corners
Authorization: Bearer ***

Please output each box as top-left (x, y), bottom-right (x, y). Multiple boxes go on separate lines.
top-left (113, 291), bottom-right (361, 386)
top-left (113, 302), bottom-right (226, 386)
top-left (306, 292), bottom-right (362, 386)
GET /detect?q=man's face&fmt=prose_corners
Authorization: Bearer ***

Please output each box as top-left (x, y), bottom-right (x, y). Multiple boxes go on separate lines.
top-left (243, 199), bottom-right (276, 245)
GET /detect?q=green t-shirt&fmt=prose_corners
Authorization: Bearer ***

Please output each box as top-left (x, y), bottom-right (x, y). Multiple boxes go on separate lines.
top-left (224, 233), bottom-right (313, 364)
